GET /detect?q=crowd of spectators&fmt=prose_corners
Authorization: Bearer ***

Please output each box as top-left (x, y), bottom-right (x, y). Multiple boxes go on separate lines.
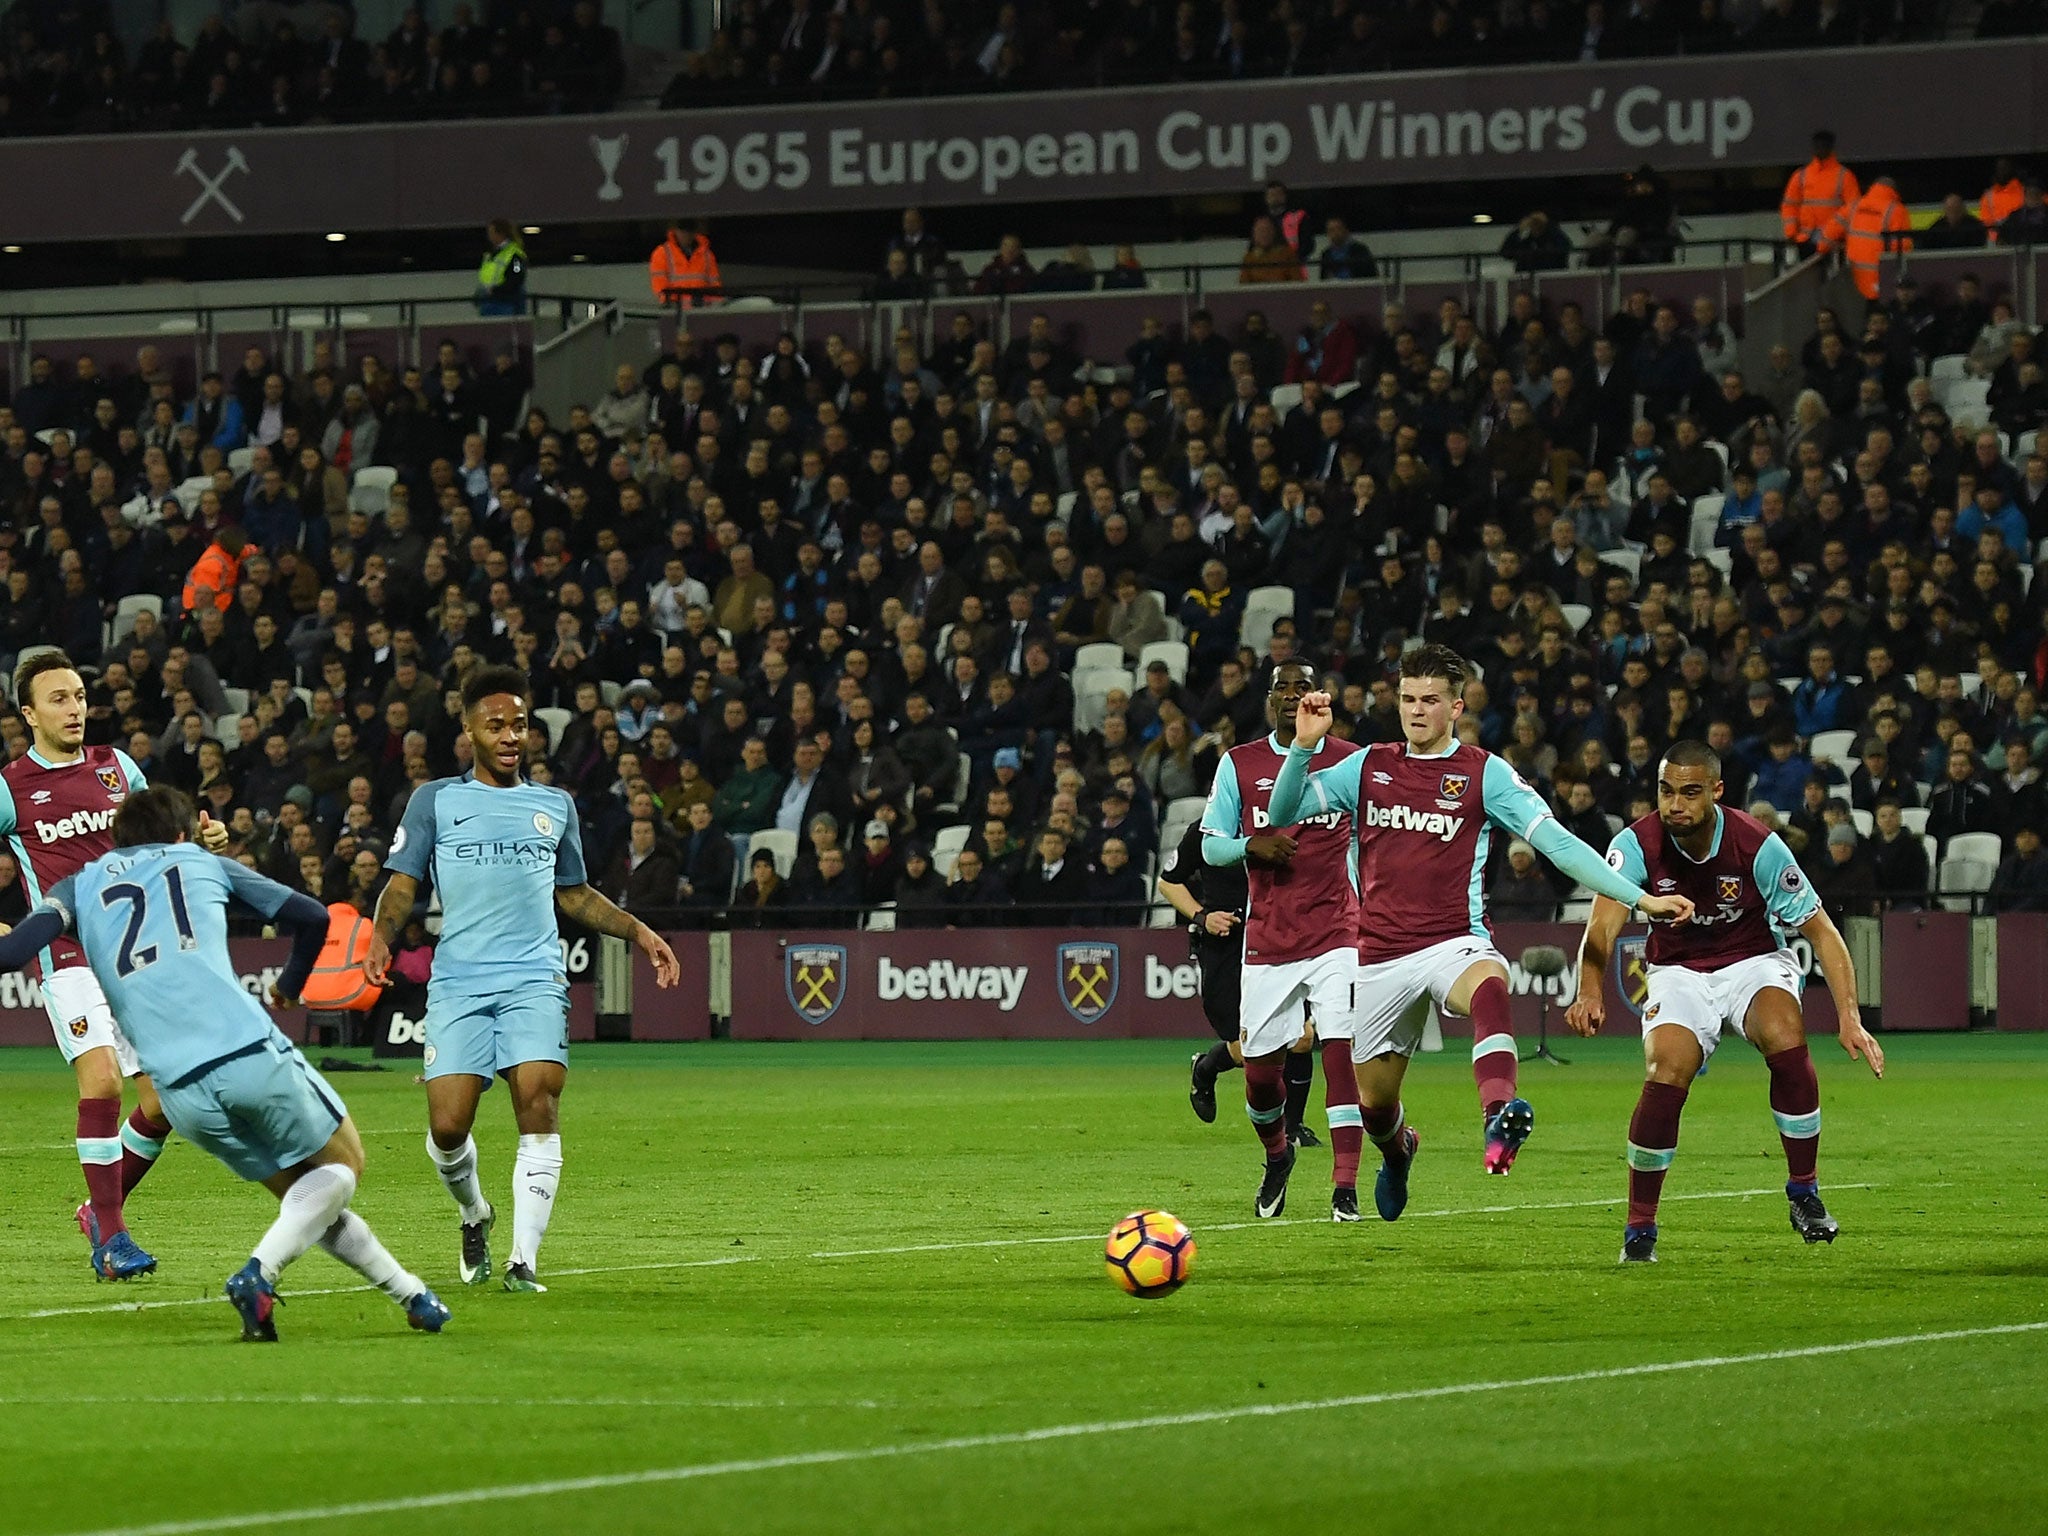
top-left (668, 0), bottom-right (1986, 106)
top-left (0, 0), bottom-right (622, 134)
top-left (6, 195), bottom-right (2048, 933)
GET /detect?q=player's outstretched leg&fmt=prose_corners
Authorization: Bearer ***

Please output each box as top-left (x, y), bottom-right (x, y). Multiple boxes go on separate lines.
top-left (1243, 1054), bottom-right (1295, 1218)
top-left (119, 1099), bottom-right (172, 1205)
top-left (1188, 1041), bottom-right (1239, 1124)
top-left (319, 1210), bottom-right (449, 1332)
top-left (1322, 1041), bottom-right (1364, 1221)
top-left (231, 1162), bottom-right (358, 1341)
top-left (1283, 1042), bottom-right (1319, 1148)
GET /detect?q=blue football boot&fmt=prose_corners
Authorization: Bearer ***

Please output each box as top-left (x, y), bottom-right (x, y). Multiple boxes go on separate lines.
top-left (1483, 1097), bottom-right (1535, 1176)
top-left (225, 1258), bottom-right (279, 1341)
top-left (91, 1230), bottom-right (158, 1282)
top-left (1373, 1126), bottom-right (1421, 1221)
top-left (405, 1288), bottom-right (452, 1333)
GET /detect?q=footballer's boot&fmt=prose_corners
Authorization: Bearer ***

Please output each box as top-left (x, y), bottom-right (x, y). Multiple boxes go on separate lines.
top-left (1330, 1186), bottom-right (1363, 1223)
top-left (1619, 1224), bottom-right (1659, 1264)
top-left (225, 1258), bottom-right (279, 1341)
top-left (1254, 1144), bottom-right (1296, 1219)
top-left (74, 1203), bottom-right (97, 1247)
top-left (1787, 1184), bottom-right (1839, 1244)
top-left (502, 1261), bottom-right (548, 1293)
top-left (405, 1288), bottom-right (452, 1333)
top-left (1189, 1054), bottom-right (1218, 1125)
top-left (1373, 1126), bottom-right (1421, 1221)
top-left (1289, 1122), bottom-right (1322, 1149)
top-left (91, 1230), bottom-right (158, 1282)
top-left (459, 1203), bottom-right (495, 1286)
top-left (1482, 1097), bottom-right (1535, 1176)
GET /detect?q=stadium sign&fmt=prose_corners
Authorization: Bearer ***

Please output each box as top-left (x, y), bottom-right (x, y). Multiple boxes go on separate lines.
top-left (0, 40), bottom-right (2038, 242)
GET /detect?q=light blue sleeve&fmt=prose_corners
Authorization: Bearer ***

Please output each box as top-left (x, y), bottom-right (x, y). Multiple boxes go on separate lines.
top-left (38, 874), bottom-right (79, 927)
top-left (1752, 833), bottom-right (1823, 928)
top-left (114, 749), bottom-right (146, 791)
top-left (1481, 755), bottom-right (1555, 840)
top-left (1604, 827), bottom-right (1649, 889)
top-left (220, 857), bottom-right (297, 921)
top-left (1268, 743), bottom-right (1360, 827)
top-left (554, 790), bottom-right (588, 887)
top-left (0, 775), bottom-right (14, 838)
top-left (388, 779), bottom-right (443, 882)
top-left (1200, 754), bottom-right (1248, 866)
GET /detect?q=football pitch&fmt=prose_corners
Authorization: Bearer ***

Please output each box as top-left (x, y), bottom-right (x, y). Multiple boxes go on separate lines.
top-left (1, 1034), bottom-right (2044, 1536)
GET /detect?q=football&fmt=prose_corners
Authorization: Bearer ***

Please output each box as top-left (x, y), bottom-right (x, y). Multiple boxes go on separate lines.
top-left (1104, 1209), bottom-right (1197, 1297)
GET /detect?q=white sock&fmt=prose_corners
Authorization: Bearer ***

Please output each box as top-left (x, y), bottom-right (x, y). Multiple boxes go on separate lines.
top-left (508, 1132), bottom-right (562, 1272)
top-left (252, 1164), bottom-right (357, 1284)
top-left (426, 1133), bottom-right (490, 1225)
top-left (318, 1208), bottom-right (424, 1305)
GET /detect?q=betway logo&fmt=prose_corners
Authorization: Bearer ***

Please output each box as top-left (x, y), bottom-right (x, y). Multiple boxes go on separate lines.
top-left (1250, 805), bottom-right (1345, 832)
top-left (35, 809), bottom-right (115, 843)
top-left (877, 957), bottom-right (1027, 1011)
top-left (1363, 803), bottom-right (1465, 841)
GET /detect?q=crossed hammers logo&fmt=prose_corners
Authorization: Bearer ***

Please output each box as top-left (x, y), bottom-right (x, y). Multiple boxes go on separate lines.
top-left (176, 146), bottom-right (250, 225)
top-left (794, 960), bottom-right (837, 1013)
top-left (1066, 959), bottom-right (1109, 1011)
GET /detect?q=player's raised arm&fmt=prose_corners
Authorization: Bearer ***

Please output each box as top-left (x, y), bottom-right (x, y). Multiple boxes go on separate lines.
top-left (1482, 759), bottom-right (1694, 923)
top-left (1267, 695), bottom-right (1358, 829)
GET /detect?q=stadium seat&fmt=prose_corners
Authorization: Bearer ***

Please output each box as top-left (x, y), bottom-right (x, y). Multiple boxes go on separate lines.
top-left (935, 847), bottom-right (959, 879)
top-left (864, 905), bottom-right (897, 932)
top-left (1706, 439), bottom-right (1730, 487)
top-left (214, 712), bottom-right (242, 748)
top-left (1809, 729), bottom-right (1857, 764)
top-left (1899, 807), bottom-right (1930, 835)
top-left (1947, 831), bottom-right (2003, 867)
top-left (1937, 855), bottom-right (1996, 912)
top-left (932, 825), bottom-right (970, 862)
top-left (1330, 380), bottom-right (1359, 400)
top-left (1601, 548), bottom-right (1642, 586)
top-left (1944, 378), bottom-right (1991, 425)
top-left (1851, 808), bottom-right (1874, 837)
top-left (1557, 603), bottom-right (1591, 635)
top-left (1929, 354), bottom-right (1969, 391)
top-left (1959, 671), bottom-right (1981, 699)
top-left (748, 829), bottom-right (799, 880)
top-left (1075, 642), bottom-right (1125, 673)
top-left (1072, 667), bottom-right (1133, 733)
top-left (352, 466), bottom-right (398, 493)
top-left (1240, 585), bottom-right (1296, 653)
top-left (533, 706), bottom-right (571, 754)
top-left (1160, 616), bottom-right (1185, 643)
top-left (349, 482), bottom-right (390, 515)
top-left (227, 447), bottom-right (257, 479)
top-left (1159, 794), bottom-right (1208, 848)
top-left (1703, 547), bottom-right (1733, 580)
top-left (599, 680), bottom-right (623, 708)
top-left (1146, 882), bottom-right (1179, 927)
top-left (1056, 490), bottom-right (1078, 522)
top-left (174, 475), bottom-right (212, 509)
top-left (935, 750), bottom-right (970, 817)
top-left (220, 686), bottom-right (249, 716)
top-left (113, 593), bottom-right (162, 640)
top-left (1689, 497), bottom-right (1724, 555)
top-left (1921, 834), bottom-right (1940, 895)
top-left (1139, 639), bottom-right (1189, 684)
top-left (1268, 383), bottom-right (1304, 417)
top-left (2018, 429), bottom-right (2039, 461)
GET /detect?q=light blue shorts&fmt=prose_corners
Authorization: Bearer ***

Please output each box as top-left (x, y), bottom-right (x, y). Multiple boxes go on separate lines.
top-left (422, 979), bottom-right (570, 1081)
top-left (158, 1033), bottom-right (347, 1183)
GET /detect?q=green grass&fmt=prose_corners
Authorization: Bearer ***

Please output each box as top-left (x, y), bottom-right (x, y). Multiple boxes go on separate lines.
top-left (1, 1034), bottom-right (2044, 1536)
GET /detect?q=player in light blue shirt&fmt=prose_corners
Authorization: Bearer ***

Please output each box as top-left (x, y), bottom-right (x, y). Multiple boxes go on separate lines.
top-left (0, 786), bottom-right (448, 1340)
top-left (366, 665), bottom-right (682, 1293)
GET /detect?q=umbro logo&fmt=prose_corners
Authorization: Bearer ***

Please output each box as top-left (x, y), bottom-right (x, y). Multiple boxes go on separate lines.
top-left (1255, 777), bottom-right (1276, 790)
top-left (29, 790), bottom-right (51, 805)
top-left (1371, 772), bottom-right (1392, 784)
top-left (1657, 878), bottom-right (1676, 890)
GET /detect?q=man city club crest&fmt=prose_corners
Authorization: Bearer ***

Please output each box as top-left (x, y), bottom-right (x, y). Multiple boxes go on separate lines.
top-left (1439, 773), bottom-right (1470, 800)
top-left (785, 944), bottom-right (848, 1025)
top-left (1057, 942), bottom-right (1119, 1024)
top-left (96, 766), bottom-right (123, 793)
top-left (1718, 875), bottom-right (1743, 902)
top-left (1614, 935), bottom-right (1651, 1019)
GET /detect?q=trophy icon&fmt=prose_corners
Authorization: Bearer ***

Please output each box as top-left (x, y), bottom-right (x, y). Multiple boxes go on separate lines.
top-left (590, 133), bottom-right (628, 202)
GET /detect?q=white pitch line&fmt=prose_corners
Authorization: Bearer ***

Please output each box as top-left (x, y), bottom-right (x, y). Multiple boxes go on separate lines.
top-left (41, 1319), bottom-right (2048, 1536)
top-left (0, 1185), bottom-right (1874, 1323)
top-left (0, 1393), bottom-right (880, 1410)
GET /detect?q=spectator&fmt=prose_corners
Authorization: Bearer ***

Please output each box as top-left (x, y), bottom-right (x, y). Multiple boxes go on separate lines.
top-left (1792, 643), bottom-right (1850, 737)
top-left (973, 234), bottom-right (1036, 295)
top-left (1316, 216), bottom-right (1378, 281)
top-left (648, 220), bottom-right (721, 307)
top-left (604, 815), bottom-right (679, 911)
top-left (1018, 827), bottom-right (1087, 924)
top-left (1919, 193), bottom-right (1988, 251)
top-left (1991, 824), bottom-right (2048, 911)
top-left (677, 800), bottom-right (736, 910)
top-left (1868, 800), bottom-right (1930, 906)
top-left (1812, 823), bottom-right (1879, 919)
top-left (1927, 746), bottom-right (2003, 849)
top-left (1239, 216), bottom-right (1302, 284)
top-left (1489, 837), bottom-right (1558, 920)
top-left (712, 737), bottom-right (781, 837)
top-left (944, 846), bottom-right (1009, 926)
top-left (732, 850), bottom-right (785, 927)
top-left (1086, 835), bottom-right (1150, 924)
top-left (1500, 210), bottom-right (1571, 272)
top-left (474, 219), bottom-right (527, 315)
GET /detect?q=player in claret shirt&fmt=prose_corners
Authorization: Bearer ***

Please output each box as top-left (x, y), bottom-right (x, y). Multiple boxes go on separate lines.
top-left (1267, 645), bottom-right (1695, 1219)
top-left (1197, 659), bottom-right (1363, 1220)
top-left (1566, 739), bottom-right (1884, 1264)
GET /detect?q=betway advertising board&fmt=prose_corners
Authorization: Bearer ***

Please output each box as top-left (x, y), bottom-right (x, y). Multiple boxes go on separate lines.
top-left (726, 922), bottom-right (1798, 1041)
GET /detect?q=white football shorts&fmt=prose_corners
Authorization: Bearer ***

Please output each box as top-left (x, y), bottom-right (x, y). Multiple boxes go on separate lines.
top-left (1640, 950), bottom-right (1803, 1063)
top-left (1350, 934), bottom-right (1506, 1065)
top-left (42, 965), bottom-right (141, 1076)
top-left (1239, 946), bottom-right (1358, 1057)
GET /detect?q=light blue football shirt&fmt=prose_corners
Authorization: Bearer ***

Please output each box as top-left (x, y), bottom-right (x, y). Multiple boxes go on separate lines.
top-left (41, 843), bottom-right (297, 1087)
top-left (387, 773), bottom-right (588, 987)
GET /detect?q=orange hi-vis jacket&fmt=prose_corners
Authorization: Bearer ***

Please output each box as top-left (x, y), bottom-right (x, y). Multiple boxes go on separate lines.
top-left (1820, 182), bottom-right (1913, 300)
top-left (1782, 155), bottom-right (1860, 244)
top-left (648, 233), bottom-right (721, 306)
top-left (180, 539), bottom-right (243, 615)
top-left (299, 902), bottom-right (382, 1012)
top-left (1983, 178), bottom-right (2025, 242)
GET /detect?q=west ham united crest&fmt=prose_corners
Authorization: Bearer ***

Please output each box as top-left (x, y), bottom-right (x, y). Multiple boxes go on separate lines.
top-left (785, 943), bottom-right (848, 1025)
top-left (1057, 942), bottom-right (1119, 1024)
top-left (96, 766), bottom-right (123, 793)
top-left (1615, 935), bottom-right (1650, 1019)
top-left (1439, 773), bottom-right (1469, 800)
top-left (1718, 876), bottom-right (1742, 902)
